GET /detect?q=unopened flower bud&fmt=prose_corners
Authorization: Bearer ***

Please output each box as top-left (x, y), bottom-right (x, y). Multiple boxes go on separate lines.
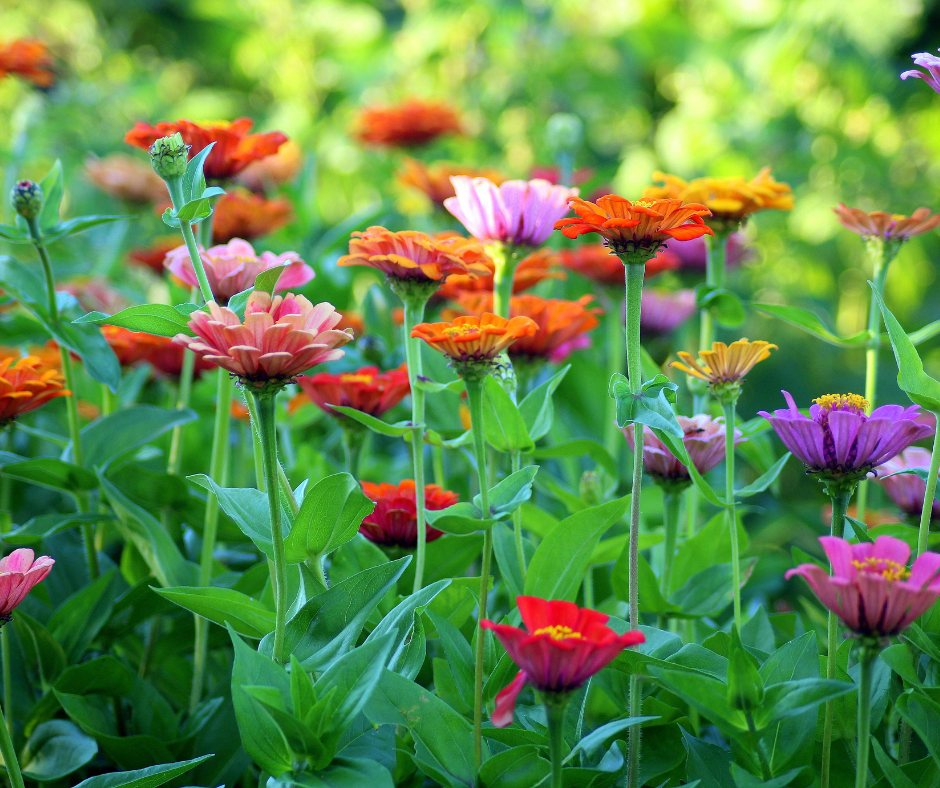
top-left (545, 113), bottom-right (584, 154)
top-left (149, 133), bottom-right (191, 180)
top-left (11, 180), bottom-right (43, 220)
top-left (579, 471), bottom-right (603, 507)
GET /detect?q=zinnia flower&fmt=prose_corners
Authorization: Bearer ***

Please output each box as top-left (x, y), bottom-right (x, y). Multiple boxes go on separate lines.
top-left (210, 189), bottom-right (293, 244)
top-left (0, 355), bottom-right (70, 427)
top-left (125, 118), bottom-right (287, 181)
top-left (0, 549), bottom-right (54, 622)
top-left (445, 177), bottom-right (576, 248)
top-left (874, 448), bottom-right (940, 520)
top-left (398, 159), bottom-right (504, 205)
top-left (359, 480), bottom-right (458, 548)
top-left (236, 139), bottom-right (303, 192)
top-left (759, 392), bottom-right (934, 486)
top-left (174, 291), bottom-right (353, 387)
top-left (557, 244), bottom-right (678, 286)
top-left (786, 536), bottom-right (940, 639)
top-left (164, 238), bottom-right (313, 305)
top-left (85, 155), bottom-right (168, 203)
top-left (102, 326), bottom-right (170, 367)
top-left (664, 233), bottom-right (749, 272)
top-left (902, 50), bottom-right (940, 94)
top-left (355, 99), bottom-right (462, 148)
top-left (144, 339), bottom-right (216, 380)
top-left (554, 195), bottom-right (713, 263)
top-left (296, 364), bottom-right (410, 419)
top-left (833, 204), bottom-right (940, 243)
top-left (640, 288), bottom-right (698, 336)
top-left (481, 596), bottom-right (645, 727)
top-left (0, 39), bottom-right (54, 88)
top-left (129, 237), bottom-right (179, 274)
top-left (672, 339), bottom-right (776, 401)
top-left (622, 415), bottom-right (742, 489)
top-left (436, 248), bottom-right (564, 301)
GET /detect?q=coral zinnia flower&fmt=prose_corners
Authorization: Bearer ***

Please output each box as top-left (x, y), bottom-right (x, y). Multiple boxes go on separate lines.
top-left (236, 139), bottom-right (303, 192)
top-left (481, 596), bottom-right (645, 727)
top-left (874, 448), bottom-right (940, 520)
top-left (445, 178), bottom-right (576, 248)
top-left (0, 549), bottom-right (54, 622)
top-left (437, 248), bottom-right (565, 301)
top-left (296, 364), bottom-right (410, 419)
top-left (102, 326), bottom-right (170, 367)
top-left (411, 313), bottom-right (538, 374)
top-left (640, 288), bottom-right (697, 336)
top-left (555, 195), bottom-right (713, 263)
top-left (0, 355), bottom-right (70, 426)
top-left (211, 188), bottom-right (293, 244)
top-left (622, 415), bottom-right (742, 487)
top-left (174, 291), bottom-right (353, 387)
top-left (128, 237), bottom-right (179, 274)
top-left (125, 118), bottom-right (287, 181)
top-left (672, 339), bottom-right (776, 394)
top-left (85, 154), bottom-right (168, 204)
top-left (359, 480), bottom-right (458, 548)
top-left (902, 50), bottom-right (940, 95)
top-left (759, 392), bottom-right (934, 484)
top-left (787, 536), bottom-right (940, 638)
top-left (833, 204), bottom-right (940, 242)
top-left (398, 159), bottom-right (505, 205)
top-left (164, 238), bottom-right (313, 305)
top-left (0, 39), bottom-right (54, 88)
top-left (355, 99), bottom-right (462, 148)
top-left (338, 226), bottom-right (491, 284)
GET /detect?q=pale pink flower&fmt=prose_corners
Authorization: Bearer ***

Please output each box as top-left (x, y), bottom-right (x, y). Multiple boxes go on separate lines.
top-left (164, 238), bottom-right (314, 304)
top-left (902, 50), bottom-right (940, 95)
top-left (874, 447), bottom-right (940, 520)
top-left (444, 177), bottom-right (576, 247)
top-left (786, 536), bottom-right (940, 638)
top-left (175, 291), bottom-right (353, 386)
top-left (0, 549), bottom-right (54, 621)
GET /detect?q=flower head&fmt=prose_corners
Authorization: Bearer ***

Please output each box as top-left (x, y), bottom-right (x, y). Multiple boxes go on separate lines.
top-left (437, 248), bottom-right (564, 301)
top-left (85, 155), bottom-right (168, 204)
top-left (398, 159), bottom-right (504, 205)
top-left (296, 364), bottom-right (410, 419)
top-left (0, 40), bottom-right (54, 88)
top-left (102, 326), bottom-right (170, 367)
top-left (211, 189), bottom-right (293, 244)
top-left (640, 288), bottom-right (698, 337)
top-left (355, 99), bottom-right (462, 148)
top-left (481, 596), bottom-right (645, 726)
top-left (174, 291), bottom-right (353, 388)
top-left (901, 50), bottom-right (940, 95)
top-left (164, 238), bottom-right (313, 305)
top-left (833, 204), bottom-right (940, 243)
top-left (360, 480), bottom-right (458, 548)
top-left (0, 549), bottom-right (54, 621)
top-left (759, 392), bottom-right (934, 487)
top-left (0, 355), bottom-right (70, 427)
top-left (786, 536), bottom-right (940, 639)
top-left (236, 139), bottom-right (303, 191)
top-left (874, 447), bottom-right (940, 520)
top-left (446, 178), bottom-right (577, 248)
top-left (672, 339), bottom-right (776, 402)
top-left (11, 181), bottom-right (43, 220)
top-left (125, 118), bottom-right (287, 181)
top-left (555, 195), bottom-right (713, 263)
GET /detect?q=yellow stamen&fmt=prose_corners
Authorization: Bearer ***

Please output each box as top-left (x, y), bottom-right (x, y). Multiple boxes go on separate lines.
top-left (632, 199), bottom-right (656, 208)
top-left (339, 373), bottom-right (374, 384)
top-left (532, 625), bottom-right (585, 641)
top-left (813, 393), bottom-right (869, 413)
top-left (851, 557), bottom-right (910, 582)
top-left (444, 325), bottom-right (480, 338)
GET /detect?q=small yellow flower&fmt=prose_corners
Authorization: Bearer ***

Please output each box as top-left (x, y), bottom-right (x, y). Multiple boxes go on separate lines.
top-left (672, 339), bottom-right (776, 400)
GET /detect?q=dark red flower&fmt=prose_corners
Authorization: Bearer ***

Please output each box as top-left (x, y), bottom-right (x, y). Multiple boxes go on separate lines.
top-left (296, 364), bottom-right (410, 419)
top-left (359, 480), bottom-right (458, 548)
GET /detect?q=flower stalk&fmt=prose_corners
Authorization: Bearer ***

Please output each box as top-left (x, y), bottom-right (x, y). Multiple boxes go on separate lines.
top-left (511, 449), bottom-right (526, 583)
top-left (660, 488), bottom-right (683, 601)
top-left (721, 399), bottom-right (742, 630)
top-left (855, 642), bottom-right (878, 788)
top-left (0, 688), bottom-right (24, 788)
top-left (543, 693), bottom-right (568, 788)
top-left (602, 286), bottom-right (625, 468)
top-left (916, 415), bottom-right (940, 559)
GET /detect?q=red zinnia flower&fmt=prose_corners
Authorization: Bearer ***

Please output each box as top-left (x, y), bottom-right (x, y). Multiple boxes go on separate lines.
top-left (355, 99), bottom-right (462, 148)
top-left (0, 549), bottom-right (54, 621)
top-left (482, 596), bottom-right (645, 727)
top-left (0, 39), bottom-right (54, 88)
top-left (296, 364), bottom-right (410, 419)
top-left (359, 480), bottom-right (458, 548)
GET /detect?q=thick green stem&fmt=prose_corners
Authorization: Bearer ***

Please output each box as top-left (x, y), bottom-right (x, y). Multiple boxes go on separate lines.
top-left (1, 629), bottom-right (10, 737)
top-left (491, 243), bottom-right (523, 319)
top-left (466, 378), bottom-right (492, 778)
top-left (602, 286), bottom-right (625, 468)
top-left (101, 381), bottom-right (118, 416)
top-left (855, 645), bottom-right (877, 788)
top-left (341, 424), bottom-right (366, 477)
top-left (544, 695), bottom-right (568, 788)
top-left (916, 417), bottom-right (940, 558)
top-left (167, 347), bottom-right (197, 476)
top-left (660, 489), bottom-right (683, 598)
top-left (722, 400), bottom-right (742, 630)
top-left (511, 450), bottom-right (526, 583)
top-left (166, 177), bottom-right (214, 304)
top-left (0, 646), bottom-right (24, 788)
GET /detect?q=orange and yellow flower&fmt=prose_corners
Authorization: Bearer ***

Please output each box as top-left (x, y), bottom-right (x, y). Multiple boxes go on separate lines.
top-left (102, 326), bottom-right (171, 367)
top-left (211, 188), bottom-right (293, 244)
top-left (0, 355), bottom-right (70, 426)
top-left (437, 248), bottom-right (564, 301)
top-left (85, 155), bottom-right (168, 204)
top-left (125, 118), bottom-right (287, 181)
top-left (398, 159), bottom-right (505, 205)
top-left (672, 339), bottom-right (776, 388)
top-left (355, 99), bottom-right (462, 148)
top-left (833, 204), bottom-right (940, 242)
top-left (554, 195), bottom-right (713, 262)
top-left (296, 364), bottom-right (410, 419)
top-left (411, 313), bottom-right (538, 369)
top-left (0, 39), bottom-right (54, 88)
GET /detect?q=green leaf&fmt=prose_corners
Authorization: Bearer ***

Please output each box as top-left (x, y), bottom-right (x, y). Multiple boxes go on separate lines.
top-left (518, 364), bottom-right (569, 441)
top-left (529, 439), bottom-right (618, 479)
top-left (366, 580), bottom-right (449, 677)
top-left (896, 692), bottom-right (940, 767)
top-left (5, 512), bottom-right (108, 545)
top-left (755, 678), bottom-right (854, 728)
top-left (906, 318), bottom-right (940, 347)
top-left (329, 406), bottom-right (411, 436)
top-left (650, 668), bottom-right (747, 738)
top-left (427, 611), bottom-right (474, 706)
top-left (736, 453), bottom-right (791, 498)
top-left (753, 303), bottom-right (870, 347)
top-left (610, 372), bottom-right (682, 433)
top-left (71, 757), bottom-right (212, 788)
top-left (182, 143), bottom-right (216, 202)
top-left (870, 736), bottom-right (917, 788)
top-left (12, 611), bottom-right (67, 685)
top-left (681, 728), bottom-right (733, 788)
top-left (696, 285), bottom-right (745, 328)
top-left (46, 318), bottom-right (121, 392)
top-left (155, 586), bottom-right (274, 639)
top-left (38, 160), bottom-right (65, 230)
top-left (0, 224), bottom-right (29, 243)
top-left (525, 496), bottom-right (630, 601)
top-left (688, 463), bottom-right (730, 507)
top-left (424, 502), bottom-right (496, 535)
top-left (479, 745), bottom-right (551, 788)
top-left (475, 465), bottom-right (539, 518)
top-left (48, 571), bottom-right (117, 662)
top-left (0, 255), bottom-right (52, 312)
top-left (1, 458), bottom-right (98, 493)
top-left (21, 720), bottom-right (98, 782)
top-left (74, 304), bottom-right (197, 337)
top-left (254, 265), bottom-right (286, 295)
top-left (482, 375), bottom-right (534, 452)
top-left (189, 475), bottom-right (285, 559)
top-left (42, 216), bottom-right (127, 245)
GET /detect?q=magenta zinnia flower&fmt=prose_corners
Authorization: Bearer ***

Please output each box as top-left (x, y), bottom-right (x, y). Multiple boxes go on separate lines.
top-left (639, 288), bottom-right (697, 336)
top-left (444, 177), bottom-right (576, 248)
top-left (759, 392), bottom-right (933, 485)
top-left (164, 238), bottom-right (314, 305)
top-left (874, 447), bottom-right (940, 521)
top-left (902, 50), bottom-right (940, 94)
top-left (786, 536), bottom-right (940, 638)
top-left (622, 415), bottom-right (742, 487)
top-left (0, 549), bottom-right (54, 622)
top-left (174, 291), bottom-right (353, 387)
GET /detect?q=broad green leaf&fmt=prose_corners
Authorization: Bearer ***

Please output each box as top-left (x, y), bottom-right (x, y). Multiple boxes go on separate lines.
top-left (870, 736), bottom-right (917, 788)
top-left (41, 215), bottom-right (126, 245)
top-left (47, 318), bottom-right (121, 391)
top-left (896, 692), bottom-right (940, 767)
top-left (5, 512), bottom-right (108, 545)
top-left (482, 375), bottom-right (534, 452)
top-left (12, 611), bottom-right (67, 685)
top-left (518, 364), bottom-right (569, 440)
top-left (649, 667), bottom-right (747, 738)
top-left (21, 720), bottom-right (97, 782)
top-left (366, 579), bottom-right (449, 677)
top-left (269, 758), bottom-right (393, 788)
top-left (474, 464), bottom-right (539, 518)
top-left (182, 143), bottom-right (216, 202)
top-left (696, 285), bottom-right (745, 328)
top-left (427, 611), bottom-right (474, 706)
top-left (74, 304), bottom-right (197, 337)
top-left (755, 678), bottom-right (854, 728)
top-left (48, 571), bottom-right (117, 663)
top-left (254, 265), bottom-right (286, 295)
top-left (736, 453), bottom-right (791, 497)
top-left (478, 745), bottom-right (551, 788)
top-left (155, 586), bottom-right (274, 639)
top-left (71, 757), bottom-right (211, 788)
top-left (753, 303), bottom-right (870, 347)
top-left (38, 160), bottom-right (65, 230)
top-left (529, 439), bottom-right (618, 479)
top-left (424, 502), bottom-right (496, 535)
top-left (329, 406), bottom-right (411, 436)
top-left (681, 728), bottom-right (732, 788)
top-left (1, 458), bottom-right (98, 493)
top-left (688, 463), bottom-right (730, 507)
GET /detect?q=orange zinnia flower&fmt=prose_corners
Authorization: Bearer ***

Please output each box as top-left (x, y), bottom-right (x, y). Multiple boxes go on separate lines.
top-left (236, 139), bottom-right (303, 192)
top-left (833, 204), bottom-right (940, 243)
top-left (297, 364), bottom-right (410, 419)
top-left (85, 155), bottom-right (168, 204)
top-left (554, 195), bottom-right (713, 263)
top-left (558, 244), bottom-right (679, 286)
top-left (437, 248), bottom-right (564, 301)
top-left (0, 355), bottom-right (70, 426)
top-left (336, 310), bottom-right (365, 338)
top-left (211, 188), bottom-right (293, 243)
top-left (644, 168), bottom-right (793, 230)
top-left (0, 39), bottom-right (54, 88)
top-left (125, 118), bottom-right (287, 181)
top-left (355, 99), bottom-right (462, 148)
top-left (398, 159), bottom-right (504, 205)
top-left (102, 326), bottom-right (170, 367)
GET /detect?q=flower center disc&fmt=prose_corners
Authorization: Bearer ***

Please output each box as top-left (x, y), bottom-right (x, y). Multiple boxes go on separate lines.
top-left (851, 557), bottom-right (911, 581)
top-left (532, 625), bottom-right (585, 641)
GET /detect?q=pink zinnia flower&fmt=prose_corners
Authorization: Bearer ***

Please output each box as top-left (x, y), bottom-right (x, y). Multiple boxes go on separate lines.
top-left (444, 177), bottom-right (577, 247)
top-left (481, 596), bottom-right (645, 727)
top-left (902, 50), bottom-right (940, 94)
top-left (786, 536), bottom-right (940, 638)
top-left (164, 238), bottom-right (314, 305)
top-left (174, 291), bottom-right (353, 386)
top-left (0, 549), bottom-right (54, 622)
top-left (639, 288), bottom-right (698, 336)
top-left (874, 447), bottom-right (940, 520)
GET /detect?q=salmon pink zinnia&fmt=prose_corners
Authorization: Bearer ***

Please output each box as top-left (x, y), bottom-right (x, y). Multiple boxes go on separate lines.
top-left (0, 549), bottom-right (54, 622)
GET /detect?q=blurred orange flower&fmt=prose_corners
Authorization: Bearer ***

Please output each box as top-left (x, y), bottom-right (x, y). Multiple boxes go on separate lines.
top-left (128, 237), bottom-right (179, 274)
top-left (101, 326), bottom-right (169, 367)
top-left (557, 244), bottom-right (679, 286)
top-left (833, 204), bottom-right (940, 242)
top-left (0, 39), bottom-right (54, 88)
top-left (336, 310), bottom-right (365, 337)
top-left (398, 159), bottom-right (504, 205)
top-left (412, 313), bottom-right (537, 365)
top-left (0, 355), bottom-right (69, 426)
top-left (125, 118), bottom-right (287, 181)
top-left (437, 248), bottom-right (564, 301)
top-left (236, 139), bottom-right (303, 192)
top-left (296, 364), bottom-right (410, 419)
top-left (144, 339), bottom-right (216, 380)
top-left (211, 188), bottom-right (293, 243)
top-left (85, 155), bottom-right (168, 204)
top-left (356, 99), bottom-right (462, 148)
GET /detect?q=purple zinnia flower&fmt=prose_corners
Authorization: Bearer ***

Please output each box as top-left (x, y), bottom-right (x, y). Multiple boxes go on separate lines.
top-left (639, 288), bottom-right (697, 337)
top-left (759, 392), bottom-right (933, 485)
top-left (444, 177), bottom-right (576, 248)
top-left (874, 447), bottom-right (940, 521)
top-left (902, 50), bottom-right (940, 95)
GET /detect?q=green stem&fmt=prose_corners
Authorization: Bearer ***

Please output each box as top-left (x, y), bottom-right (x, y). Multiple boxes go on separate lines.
top-left (466, 378), bottom-right (492, 778)
top-left (660, 489), bottom-right (683, 598)
top-left (341, 424), bottom-right (366, 477)
top-left (165, 176), bottom-right (214, 304)
top-left (602, 286), bottom-right (625, 469)
top-left (0, 644), bottom-right (24, 788)
top-left (1, 629), bottom-right (10, 737)
top-left (544, 694), bottom-right (568, 788)
top-left (511, 449), bottom-right (526, 583)
top-left (855, 645), bottom-right (877, 788)
top-left (166, 348), bottom-right (197, 476)
top-left (491, 243), bottom-right (521, 319)
top-left (916, 417), bottom-right (940, 559)
top-left (101, 381), bottom-right (118, 416)
top-left (432, 444), bottom-right (445, 487)
top-left (746, 712), bottom-right (771, 780)
top-left (190, 368), bottom-right (233, 711)
top-left (25, 217), bottom-right (58, 321)
top-left (722, 400), bottom-right (742, 630)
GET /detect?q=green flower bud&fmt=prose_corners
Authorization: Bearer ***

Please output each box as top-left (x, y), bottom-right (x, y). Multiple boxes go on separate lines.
top-left (545, 113), bottom-right (584, 154)
top-left (11, 180), bottom-right (43, 220)
top-left (579, 471), bottom-right (603, 507)
top-left (149, 132), bottom-right (191, 180)
top-left (727, 625), bottom-right (764, 712)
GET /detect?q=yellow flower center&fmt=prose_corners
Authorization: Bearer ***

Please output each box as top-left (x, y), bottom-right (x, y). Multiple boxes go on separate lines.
top-left (851, 557), bottom-right (910, 582)
top-left (632, 199), bottom-right (656, 208)
top-left (532, 625), bottom-right (585, 641)
top-left (813, 393), bottom-right (869, 415)
top-left (339, 373), bottom-right (374, 384)
top-left (443, 325), bottom-right (480, 338)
